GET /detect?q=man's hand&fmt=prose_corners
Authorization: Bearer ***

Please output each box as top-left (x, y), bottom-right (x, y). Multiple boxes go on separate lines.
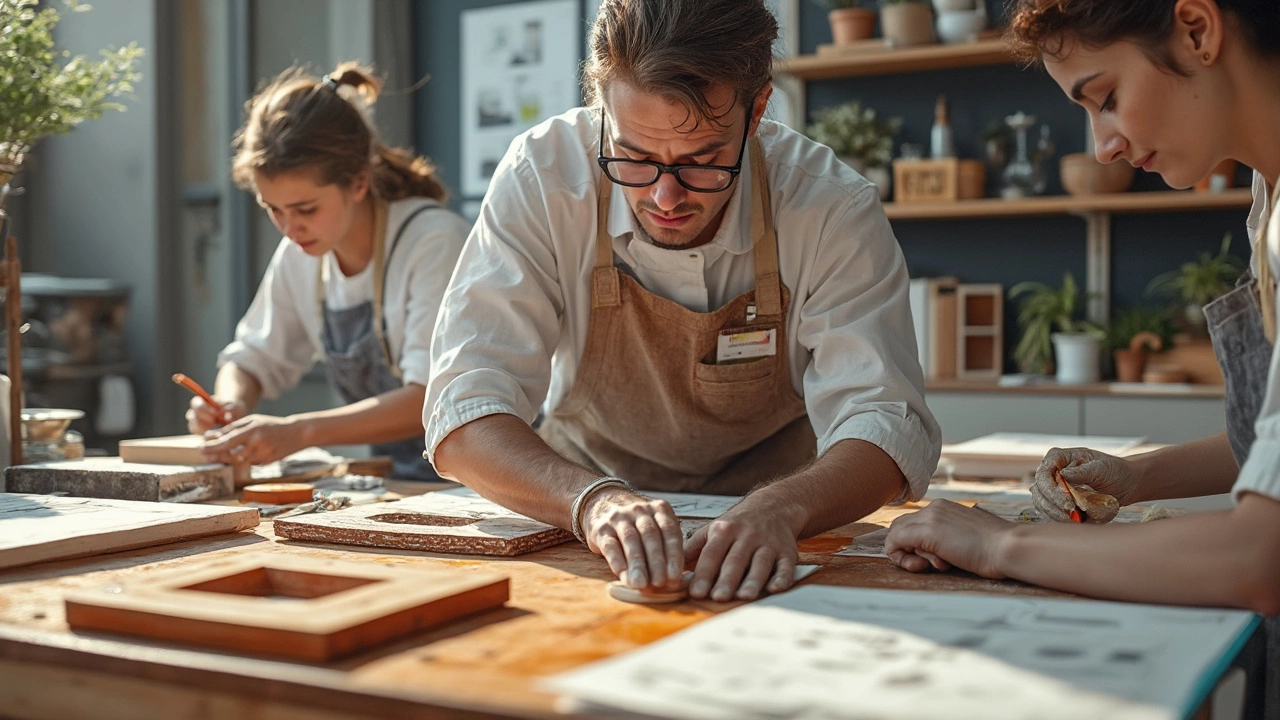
top-left (884, 500), bottom-right (1014, 579)
top-left (684, 503), bottom-right (801, 602)
top-left (581, 488), bottom-right (684, 589)
top-left (200, 414), bottom-right (307, 467)
top-left (1032, 447), bottom-right (1136, 523)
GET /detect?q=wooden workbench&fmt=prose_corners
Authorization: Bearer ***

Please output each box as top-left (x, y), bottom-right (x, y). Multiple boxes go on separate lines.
top-left (0, 486), bottom-right (1265, 720)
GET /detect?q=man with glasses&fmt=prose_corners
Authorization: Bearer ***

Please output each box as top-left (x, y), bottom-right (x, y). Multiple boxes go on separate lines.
top-left (425, 0), bottom-right (939, 602)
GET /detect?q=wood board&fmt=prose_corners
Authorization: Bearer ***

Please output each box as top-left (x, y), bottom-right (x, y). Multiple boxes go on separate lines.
top-left (64, 553), bottom-right (509, 661)
top-left (118, 435), bottom-right (207, 466)
top-left (274, 492), bottom-right (573, 556)
top-left (0, 493), bottom-right (259, 570)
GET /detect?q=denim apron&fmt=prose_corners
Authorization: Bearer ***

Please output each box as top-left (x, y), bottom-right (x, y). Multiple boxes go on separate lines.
top-left (317, 201), bottom-right (440, 481)
top-left (1205, 261), bottom-right (1278, 718)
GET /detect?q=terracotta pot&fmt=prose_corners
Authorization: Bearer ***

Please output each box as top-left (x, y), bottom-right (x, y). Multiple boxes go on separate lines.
top-left (828, 8), bottom-right (878, 44)
top-left (1194, 159), bottom-right (1238, 193)
top-left (880, 2), bottom-right (935, 47)
top-left (1112, 331), bottom-right (1163, 383)
top-left (1059, 152), bottom-right (1135, 195)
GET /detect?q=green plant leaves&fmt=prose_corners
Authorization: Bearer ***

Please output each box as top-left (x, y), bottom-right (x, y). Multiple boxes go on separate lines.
top-left (0, 0), bottom-right (144, 164)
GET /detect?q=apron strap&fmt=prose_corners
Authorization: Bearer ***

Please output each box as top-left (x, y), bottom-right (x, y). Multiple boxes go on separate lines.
top-left (592, 175), bottom-right (622, 308)
top-left (317, 200), bottom-right (439, 381)
top-left (748, 137), bottom-right (782, 318)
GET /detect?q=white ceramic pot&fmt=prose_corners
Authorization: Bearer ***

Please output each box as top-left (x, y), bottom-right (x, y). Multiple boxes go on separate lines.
top-left (936, 9), bottom-right (986, 43)
top-left (932, 0), bottom-right (975, 12)
top-left (1052, 333), bottom-right (1101, 385)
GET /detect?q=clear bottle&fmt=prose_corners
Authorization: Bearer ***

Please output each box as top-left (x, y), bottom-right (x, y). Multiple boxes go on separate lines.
top-left (930, 94), bottom-right (955, 159)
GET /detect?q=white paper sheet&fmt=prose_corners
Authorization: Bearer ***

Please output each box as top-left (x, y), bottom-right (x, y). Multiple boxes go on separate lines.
top-left (545, 585), bottom-right (1258, 720)
top-left (441, 486), bottom-right (742, 519)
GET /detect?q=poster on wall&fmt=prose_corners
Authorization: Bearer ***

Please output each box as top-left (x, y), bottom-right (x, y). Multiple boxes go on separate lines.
top-left (583, 0), bottom-right (803, 130)
top-left (461, 0), bottom-right (581, 198)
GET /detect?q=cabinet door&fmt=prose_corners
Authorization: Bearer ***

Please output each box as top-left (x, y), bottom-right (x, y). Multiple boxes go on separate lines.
top-left (927, 393), bottom-right (1081, 444)
top-left (1083, 396), bottom-right (1225, 444)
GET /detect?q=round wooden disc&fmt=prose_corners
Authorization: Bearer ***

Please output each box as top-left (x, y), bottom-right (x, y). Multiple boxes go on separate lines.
top-left (606, 581), bottom-right (688, 604)
top-left (242, 483), bottom-right (315, 504)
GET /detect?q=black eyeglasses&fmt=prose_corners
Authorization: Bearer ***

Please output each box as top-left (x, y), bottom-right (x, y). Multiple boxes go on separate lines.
top-left (596, 110), bottom-right (750, 193)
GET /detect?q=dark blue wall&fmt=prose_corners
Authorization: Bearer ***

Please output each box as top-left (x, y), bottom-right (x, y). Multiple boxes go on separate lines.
top-left (417, 1), bottom-right (1255, 372)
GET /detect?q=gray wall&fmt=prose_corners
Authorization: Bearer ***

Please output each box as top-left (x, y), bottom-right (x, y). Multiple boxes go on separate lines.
top-left (416, 1), bottom-right (1253, 374)
top-left (25, 0), bottom-right (174, 436)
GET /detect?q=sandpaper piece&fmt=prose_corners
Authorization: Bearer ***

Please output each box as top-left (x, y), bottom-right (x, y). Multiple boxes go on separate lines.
top-left (274, 491), bottom-right (573, 556)
top-left (835, 528), bottom-right (891, 558)
top-left (64, 553), bottom-right (509, 661)
top-left (2, 457), bottom-right (234, 503)
top-left (0, 493), bottom-right (259, 570)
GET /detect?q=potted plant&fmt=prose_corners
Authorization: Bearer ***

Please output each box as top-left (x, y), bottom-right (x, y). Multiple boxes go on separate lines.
top-left (1146, 233), bottom-right (1244, 337)
top-left (0, 0), bottom-right (143, 194)
top-left (880, 0), bottom-right (936, 47)
top-left (811, 0), bottom-right (879, 45)
top-left (1010, 272), bottom-right (1104, 384)
top-left (806, 100), bottom-right (901, 200)
top-left (1104, 306), bottom-right (1174, 383)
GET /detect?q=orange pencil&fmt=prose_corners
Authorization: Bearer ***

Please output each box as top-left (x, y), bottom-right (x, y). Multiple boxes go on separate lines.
top-left (172, 373), bottom-right (229, 422)
top-left (1053, 470), bottom-right (1085, 523)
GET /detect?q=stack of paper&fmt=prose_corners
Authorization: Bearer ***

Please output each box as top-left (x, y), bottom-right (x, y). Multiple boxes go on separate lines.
top-left (937, 432), bottom-right (1148, 480)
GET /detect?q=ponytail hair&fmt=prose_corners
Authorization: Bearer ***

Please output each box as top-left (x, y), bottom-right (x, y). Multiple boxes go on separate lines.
top-left (232, 61), bottom-right (447, 202)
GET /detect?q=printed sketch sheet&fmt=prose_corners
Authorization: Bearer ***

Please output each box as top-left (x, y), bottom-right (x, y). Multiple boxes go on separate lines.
top-left (546, 585), bottom-right (1257, 720)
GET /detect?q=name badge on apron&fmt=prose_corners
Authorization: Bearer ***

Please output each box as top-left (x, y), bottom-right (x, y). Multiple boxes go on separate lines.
top-left (716, 327), bottom-right (777, 364)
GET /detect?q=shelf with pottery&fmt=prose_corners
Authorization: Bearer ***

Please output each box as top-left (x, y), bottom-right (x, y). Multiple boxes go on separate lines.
top-left (882, 188), bottom-right (1254, 221)
top-left (778, 37), bottom-right (1012, 81)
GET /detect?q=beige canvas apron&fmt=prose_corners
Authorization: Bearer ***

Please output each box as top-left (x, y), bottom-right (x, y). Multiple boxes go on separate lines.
top-left (538, 138), bottom-right (814, 494)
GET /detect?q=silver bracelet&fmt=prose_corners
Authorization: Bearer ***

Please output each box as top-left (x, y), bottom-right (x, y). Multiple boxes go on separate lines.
top-left (570, 476), bottom-right (633, 545)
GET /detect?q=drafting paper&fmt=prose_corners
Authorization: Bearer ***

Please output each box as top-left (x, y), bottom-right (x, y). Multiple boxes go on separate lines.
top-left (545, 585), bottom-right (1257, 720)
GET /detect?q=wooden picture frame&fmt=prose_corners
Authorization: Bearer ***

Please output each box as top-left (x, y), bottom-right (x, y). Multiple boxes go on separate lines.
top-left (65, 554), bottom-right (510, 661)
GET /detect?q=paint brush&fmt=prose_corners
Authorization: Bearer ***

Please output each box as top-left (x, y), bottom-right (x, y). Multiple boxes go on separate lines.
top-left (171, 373), bottom-right (230, 424)
top-left (1053, 469), bottom-right (1085, 523)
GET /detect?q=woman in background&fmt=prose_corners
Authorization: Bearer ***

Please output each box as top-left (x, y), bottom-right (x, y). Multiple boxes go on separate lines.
top-left (189, 62), bottom-right (469, 480)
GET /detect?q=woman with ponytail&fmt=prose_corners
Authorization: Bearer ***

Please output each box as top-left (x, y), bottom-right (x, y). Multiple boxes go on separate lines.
top-left (190, 63), bottom-right (469, 481)
top-left (886, 0), bottom-right (1280, 613)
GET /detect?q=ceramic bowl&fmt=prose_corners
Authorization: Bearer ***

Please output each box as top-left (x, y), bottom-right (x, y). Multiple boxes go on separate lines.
top-left (1059, 153), bottom-right (1135, 196)
top-left (21, 408), bottom-right (85, 441)
top-left (936, 9), bottom-right (986, 44)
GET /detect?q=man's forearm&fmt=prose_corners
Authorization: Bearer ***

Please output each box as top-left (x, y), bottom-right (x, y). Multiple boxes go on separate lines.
top-left (432, 413), bottom-right (600, 528)
top-left (738, 438), bottom-right (908, 539)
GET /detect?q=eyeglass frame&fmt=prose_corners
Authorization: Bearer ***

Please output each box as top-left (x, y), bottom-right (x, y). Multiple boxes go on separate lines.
top-left (596, 108), bottom-right (751, 193)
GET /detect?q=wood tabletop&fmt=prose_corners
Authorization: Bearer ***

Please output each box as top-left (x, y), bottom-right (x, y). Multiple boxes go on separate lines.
top-left (0, 488), bottom-right (1074, 720)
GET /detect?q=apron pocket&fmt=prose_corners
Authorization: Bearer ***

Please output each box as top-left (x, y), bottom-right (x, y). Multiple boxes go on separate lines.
top-left (693, 357), bottom-right (782, 421)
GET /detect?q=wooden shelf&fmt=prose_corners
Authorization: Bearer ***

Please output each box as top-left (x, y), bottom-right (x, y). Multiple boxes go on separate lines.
top-left (927, 378), bottom-right (1225, 399)
top-left (778, 39), bottom-right (1013, 81)
top-left (884, 188), bottom-right (1253, 221)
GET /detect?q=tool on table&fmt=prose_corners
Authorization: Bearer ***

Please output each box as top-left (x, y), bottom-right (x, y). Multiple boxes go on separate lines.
top-left (1053, 469), bottom-right (1085, 523)
top-left (171, 373), bottom-right (230, 424)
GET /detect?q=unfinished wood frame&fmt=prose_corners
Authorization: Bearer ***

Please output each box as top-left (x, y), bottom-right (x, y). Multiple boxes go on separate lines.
top-left (64, 554), bottom-right (510, 661)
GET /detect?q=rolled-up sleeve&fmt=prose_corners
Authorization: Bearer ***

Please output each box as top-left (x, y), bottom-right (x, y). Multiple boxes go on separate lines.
top-left (1234, 190), bottom-right (1280, 503)
top-left (217, 241), bottom-right (316, 399)
top-left (797, 186), bottom-right (941, 502)
top-left (423, 150), bottom-right (566, 464)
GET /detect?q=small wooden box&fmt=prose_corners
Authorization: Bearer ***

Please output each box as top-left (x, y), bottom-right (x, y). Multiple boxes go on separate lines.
top-left (893, 158), bottom-right (986, 203)
top-left (956, 284), bottom-right (1003, 380)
